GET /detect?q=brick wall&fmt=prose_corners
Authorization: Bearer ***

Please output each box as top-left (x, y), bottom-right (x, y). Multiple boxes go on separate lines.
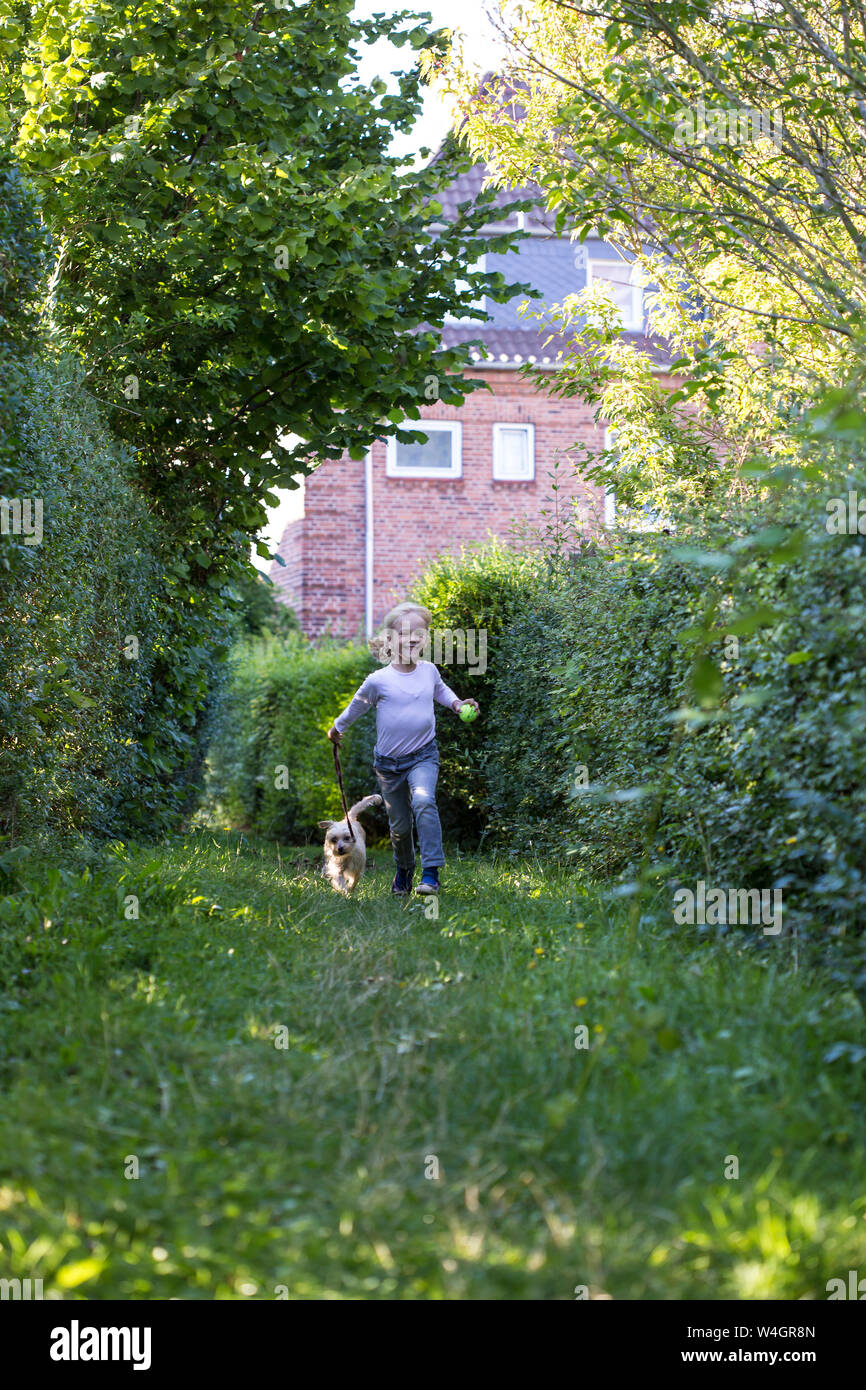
top-left (271, 454), bottom-right (367, 636)
top-left (271, 516), bottom-right (305, 613)
top-left (371, 369), bottom-right (604, 625)
top-left (270, 367), bottom-right (677, 637)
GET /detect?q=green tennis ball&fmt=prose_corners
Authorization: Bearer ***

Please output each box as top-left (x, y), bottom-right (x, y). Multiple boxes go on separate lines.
top-left (459, 703), bottom-right (478, 723)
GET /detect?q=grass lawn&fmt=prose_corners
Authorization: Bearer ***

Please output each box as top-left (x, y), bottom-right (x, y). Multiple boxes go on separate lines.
top-left (0, 830), bottom-right (864, 1299)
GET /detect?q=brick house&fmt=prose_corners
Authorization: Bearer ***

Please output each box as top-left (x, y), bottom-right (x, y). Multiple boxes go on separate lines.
top-left (270, 151), bottom-right (675, 637)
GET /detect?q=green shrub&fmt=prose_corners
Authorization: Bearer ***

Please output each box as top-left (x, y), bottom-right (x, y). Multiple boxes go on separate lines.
top-left (479, 582), bottom-right (579, 855)
top-left (232, 566), bottom-right (301, 640)
top-left (663, 519), bottom-right (866, 946)
top-left (0, 147), bottom-right (237, 841)
top-left (1, 356), bottom-right (153, 834)
top-left (550, 541), bottom-right (702, 874)
top-left (205, 636), bottom-right (378, 841)
top-left (410, 538), bottom-right (549, 844)
top-left (410, 534), bottom-right (695, 857)
top-left (0, 155), bottom-right (45, 344)
top-left (409, 518), bottom-right (866, 955)
top-left (542, 518), bottom-right (866, 947)
top-left (0, 148), bottom-right (48, 589)
top-left (0, 354), bottom-right (235, 839)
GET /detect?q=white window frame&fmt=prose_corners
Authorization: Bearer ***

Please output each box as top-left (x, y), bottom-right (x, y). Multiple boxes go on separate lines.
top-left (586, 257), bottom-right (644, 331)
top-left (492, 422), bottom-right (535, 482)
top-left (386, 420), bottom-right (462, 479)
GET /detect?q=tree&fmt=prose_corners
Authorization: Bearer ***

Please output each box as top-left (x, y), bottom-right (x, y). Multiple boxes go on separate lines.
top-left (440, 0), bottom-right (866, 505)
top-left (1, 0), bottom-right (530, 552)
top-left (0, 0), bottom-right (530, 821)
top-left (234, 566), bottom-right (300, 639)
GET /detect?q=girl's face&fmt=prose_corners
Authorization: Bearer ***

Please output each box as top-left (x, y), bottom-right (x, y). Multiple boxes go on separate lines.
top-left (389, 611), bottom-right (429, 664)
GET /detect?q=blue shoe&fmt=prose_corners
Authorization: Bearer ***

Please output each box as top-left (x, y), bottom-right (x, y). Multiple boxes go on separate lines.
top-left (416, 867), bottom-right (440, 895)
top-left (392, 867), bottom-right (413, 895)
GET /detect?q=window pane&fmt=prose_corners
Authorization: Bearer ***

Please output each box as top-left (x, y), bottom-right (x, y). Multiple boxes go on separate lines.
top-left (591, 261), bottom-right (638, 322)
top-left (395, 432), bottom-right (453, 470)
top-left (599, 260), bottom-right (633, 287)
top-left (498, 428), bottom-right (529, 476)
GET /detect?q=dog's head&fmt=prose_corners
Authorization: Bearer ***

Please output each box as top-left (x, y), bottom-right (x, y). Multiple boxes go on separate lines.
top-left (318, 818), bottom-right (356, 860)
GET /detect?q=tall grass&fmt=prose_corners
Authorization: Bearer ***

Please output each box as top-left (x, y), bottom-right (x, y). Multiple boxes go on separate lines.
top-left (0, 834), bottom-right (863, 1299)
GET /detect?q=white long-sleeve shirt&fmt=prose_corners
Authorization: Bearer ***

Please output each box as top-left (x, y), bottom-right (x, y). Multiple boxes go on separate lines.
top-left (334, 661), bottom-right (459, 758)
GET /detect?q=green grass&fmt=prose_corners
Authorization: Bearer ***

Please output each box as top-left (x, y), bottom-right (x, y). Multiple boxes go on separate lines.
top-left (0, 831), bottom-right (864, 1299)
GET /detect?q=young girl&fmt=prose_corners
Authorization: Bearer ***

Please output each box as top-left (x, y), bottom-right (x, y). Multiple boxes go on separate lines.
top-left (328, 602), bottom-right (479, 896)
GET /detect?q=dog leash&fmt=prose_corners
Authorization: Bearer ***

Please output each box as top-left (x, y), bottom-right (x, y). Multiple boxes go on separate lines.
top-left (332, 742), bottom-right (356, 842)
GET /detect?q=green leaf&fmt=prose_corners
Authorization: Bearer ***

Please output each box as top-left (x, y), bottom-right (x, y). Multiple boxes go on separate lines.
top-left (56, 1258), bottom-right (105, 1289)
top-left (671, 547), bottom-right (734, 571)
top-left (693, 657), bottom-right (723, 706)
top-left (66, 689), bottom-right (97, 710)
top-left (725, 606), bottom-right (779, 636)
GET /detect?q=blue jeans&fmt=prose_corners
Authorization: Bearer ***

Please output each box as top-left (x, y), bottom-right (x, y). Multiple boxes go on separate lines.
top-left (373, 738), bottom-right (444, 871)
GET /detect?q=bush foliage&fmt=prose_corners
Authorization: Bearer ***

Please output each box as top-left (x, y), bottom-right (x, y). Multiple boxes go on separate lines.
top-left (211, 502), bottom-right (866, 959)
top-left (410, 538), bottom-right (549, 844)
top-left (205, 637), bottom-right (378, 842)
top-left (0, 145), bottom-right (238, 840)
top-left (413, 517), bottom-right (866, 953)
top-left (0, 0), bottom-right (528, 847)
top-left (0, 354), bottom-right (237, 838)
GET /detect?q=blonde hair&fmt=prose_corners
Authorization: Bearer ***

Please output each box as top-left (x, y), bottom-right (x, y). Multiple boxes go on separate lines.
top-left (370, 601), bottom-right (432, 662)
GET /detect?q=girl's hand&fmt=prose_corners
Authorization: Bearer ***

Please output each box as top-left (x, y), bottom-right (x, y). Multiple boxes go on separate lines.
top-left (327, 725), bottom-right (342, 745)
top-left (453, 698), bottom-right (480, 714)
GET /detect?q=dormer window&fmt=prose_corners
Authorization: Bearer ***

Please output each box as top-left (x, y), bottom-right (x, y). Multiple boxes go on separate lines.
top-left (586, 258), bottom-right (645, 331)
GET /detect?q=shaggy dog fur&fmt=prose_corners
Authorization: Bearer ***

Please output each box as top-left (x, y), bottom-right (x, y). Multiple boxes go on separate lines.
top-left (318, 794), bottom-right (382, 896)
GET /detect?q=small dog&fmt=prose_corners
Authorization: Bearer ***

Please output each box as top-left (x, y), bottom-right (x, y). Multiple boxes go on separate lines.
top-left (319, 794), bottom-right (382, 896)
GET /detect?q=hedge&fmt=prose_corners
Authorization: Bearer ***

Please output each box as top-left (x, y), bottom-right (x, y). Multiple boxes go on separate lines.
top-left (0, 354), bottom-right (234, 838)
top-left (0, 148), bottom-right (237, 841)
top-left (410, 537), bottom-right (551, 845)
top-left (413, 517), bottom-right (866, 957)
top-left (204, 637), bottom-right (379, 842)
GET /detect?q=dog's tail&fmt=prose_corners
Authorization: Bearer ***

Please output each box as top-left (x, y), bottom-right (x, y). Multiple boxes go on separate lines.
top-left (348, 793), bottom-right (383, 820)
